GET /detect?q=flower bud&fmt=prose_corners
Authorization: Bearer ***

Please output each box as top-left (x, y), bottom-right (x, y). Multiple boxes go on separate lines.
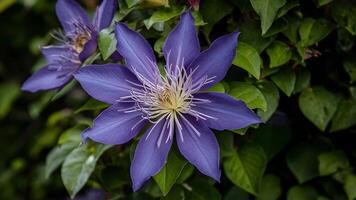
top-left (188, 0), bottom-right (200, 10)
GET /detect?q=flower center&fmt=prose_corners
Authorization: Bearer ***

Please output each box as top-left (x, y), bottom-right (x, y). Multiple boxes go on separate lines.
top-left (73, 34), bottom-right (90, 53)
top-left (120, 63), bottom-right (217, 146)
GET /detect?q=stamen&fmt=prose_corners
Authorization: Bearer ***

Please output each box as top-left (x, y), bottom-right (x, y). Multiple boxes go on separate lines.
top-left (124, 55), bottom-right (216, 144)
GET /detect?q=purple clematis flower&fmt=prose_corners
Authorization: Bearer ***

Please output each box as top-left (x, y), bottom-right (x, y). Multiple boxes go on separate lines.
top-left (21, 0), bottom-right (117, 92)
top-left (74, 11), bottom-right (262, 191)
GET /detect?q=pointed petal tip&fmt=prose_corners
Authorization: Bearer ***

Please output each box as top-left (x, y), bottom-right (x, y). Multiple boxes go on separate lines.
top-left (21, 83), bottom-right (35, 93)
top-left (210, 169), bottom-right (221, 182)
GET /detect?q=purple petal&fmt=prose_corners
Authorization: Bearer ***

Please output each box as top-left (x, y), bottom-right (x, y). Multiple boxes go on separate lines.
top-left (21, 65), bottom-right (74, 92)
top-left (188, 32), bottom-right (239, 89)
top-left (163, 11), bottom-right (200, 74)
top-left (131, 118), bottom-right (173, 191)
top-left (55, 0), bottom-right (90, 33)
top-left (41, 45), bottom-right (80, 70)
top-left (79, 34), bottom-right (98, 62)
top-left (41, 45), bottom-right (73, 63)
top-left (176, 114), bottom-right (220, 181)
top-left (74, 64), bottom-right (140, 104)
top-left (115, 23), bottom-right (160, 84)
top-left (93, 0), bottom-right (117, 31)
top-left (82, 103), bottom-right (147, 144)
top-left (192, 92), bottom-right (262, 130)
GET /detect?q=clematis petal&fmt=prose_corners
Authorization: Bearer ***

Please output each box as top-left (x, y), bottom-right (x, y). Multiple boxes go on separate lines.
top-left (188, 32), bottom-right (239, 89)
top-left (74, 64), bottom-right (141, 104)
top-left (163, 11), bottom-right (200, 74)
top-left (93, 0), bottom-right (117, 31)
top-left (176, 114), bottom-right (220, 181)
top-left (56, 0), bottom-right (90, 33)
top-left (131, 118), bottom-right (172, 191)
top-left (82, 102), bottom-right (147, 144)
top-left (21, 65), bottom-right (74, 92)
top-left (115, 23), bottom-right (160, 84)
top-left (192, 92), bottom-right (262, 130)
top-left (79, 34), bottom-right (98, 62)
top-left (41, 45), bottom-right (74, 64)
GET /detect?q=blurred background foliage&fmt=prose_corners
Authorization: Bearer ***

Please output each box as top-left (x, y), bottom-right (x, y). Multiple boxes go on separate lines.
top-left (1, 0), bottom-right (356, 199)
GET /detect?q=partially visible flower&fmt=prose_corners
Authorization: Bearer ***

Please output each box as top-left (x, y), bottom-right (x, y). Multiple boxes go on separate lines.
top-left (74, 11), bottom-right (262, 191)
top-left (188, 0), bottom-right (200, 10)
top-left (22, 0), bottom-right (117, 92)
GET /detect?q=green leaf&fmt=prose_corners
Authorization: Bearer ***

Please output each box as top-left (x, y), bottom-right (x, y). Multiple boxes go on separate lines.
top-left (51, 80), bottom-right (76, 101)
top-left (45, 143), bottom-right (78, 179)
top-left (294, 68), bottom-right (311, 94)
top-left (262, 18), bottom-right (288, 37)
top-left (344, 174), bottom-right (356, 200)
top-left (253, 125), bottom-right (291, 160)
top-left (233, 42), bottom-right (261, 79)
top-left (162, 186), bottom-right (185, 200)
top-left (206, 82), bottom-right (225, 93)
top-left (223, 143), bottom-right (267, 195)
top-left (287, 186), bottom-right (319, 200)
top-left (176, 163), bottom-right (194, 183)
top-left (185, 179), bottom-right (221, 200)
top-left (216, 133), bottom-right (235, 158)
top-left (287, 144), bottom-right (321, 183)
top-left (225, 187), bottom-right (249, 200)
top-left (266, 41), bottom-right (292, 68)
top-left (258, 174), bottom-right (282, 200)
top-left (299, 86), bottom-right (340, 131)
top-left (271, 68), bottom-right (296, 96)
top-left (330, 98), bottom-right (356, 132)
top-left (299, 18), bottom-right (333, 47)
top-left (140, 0), bottom-right (169, 7)
top-left (257, 81), bottom-right (280, 122)
top-left (144, 7), bottom-right (183, 30)
top-left (61, 144), bottom-right (112, 198)
top-left (331, 2), bottom-right (356, 35)
top-left (282, 15), bottom-right (301, 44)
top-left (200, 0), bottom-right (233, 36)
top-left (153, 149), bottom-right (188, 196)
top-left (192, 11), bottom-right (207, 26)
top-left (318, 150), bottom-right (350, 176)
top-left (343, 56), bottom-right (356, 82)
top-left (238, 20), bottom-right (275, 53)
top-left (276, 0), bottom-right (300, 18)
top-left (75, 99), bottom-right (109, 114)
top-left (154, 37), bottom-right (165, 56)
top-left (249, 0), bottom-right (286, 35)
top-left (98, 28), bottom-right (117, 60)
top-left (0, 0), bottom-right (16, 13)
top-left (58, 127), bottom-right (83, 145)
top-left (0, 82), bottom-right (20, 119)
top-left (125, 0), bottom-right (140, 8)
top-left (318, 0), bottom-right (333, 7)
top-left (229, 82), bottom-right (267, 111)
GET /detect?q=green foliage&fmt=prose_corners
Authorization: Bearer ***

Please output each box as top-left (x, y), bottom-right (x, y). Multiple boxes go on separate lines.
top-left (249, 0), bottom-right (286, 35)
top-left (233, 42), bottom-right (262, 79)
top-left (61, 144), bottom-right (111, 198)
top-left (98, 28), bottom-right (117, 60)
top-left (266, 41), bottom-right (292, 68)
top-left (299, 87), bottom-right (340, 131)
top-left (153, 149), bottom-right (188, 196)
top-left (3, 0), bottom-right (356, 199)
top-left (258, 174), bottom-right (282, 200)
top-left (223, 143), bottom-right (267, 195)
top-left (229, 82), bottom-right (267, 111)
